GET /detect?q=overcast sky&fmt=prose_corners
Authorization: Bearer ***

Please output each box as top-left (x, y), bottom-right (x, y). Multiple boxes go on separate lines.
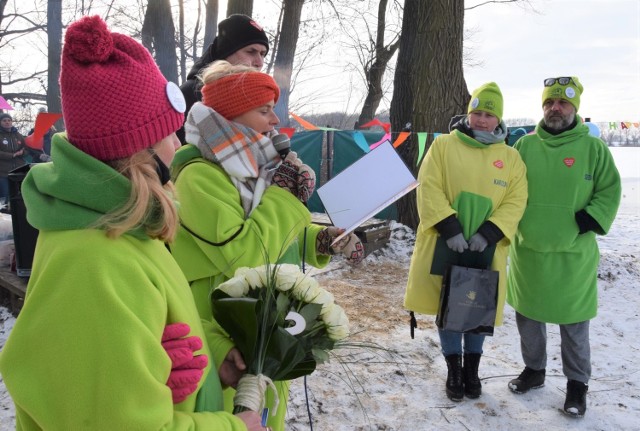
top-left (5, 1), bottom-right (638, 125)
top-left (463, 0), bottom-right (639, 123)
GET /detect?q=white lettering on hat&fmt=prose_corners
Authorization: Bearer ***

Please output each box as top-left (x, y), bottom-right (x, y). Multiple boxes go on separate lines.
top-left (166, 82), bottom-right (186, 113)
top-left (565, 87), bottom-right (576, 99)
top-left (471, 97), bottom-right (480, 109)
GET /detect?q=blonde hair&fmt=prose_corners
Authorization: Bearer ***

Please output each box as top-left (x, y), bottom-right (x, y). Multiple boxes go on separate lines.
top-left (97, 150), bottom-right (179, 242)
top-left (199, 60), bottom-right (256, 85)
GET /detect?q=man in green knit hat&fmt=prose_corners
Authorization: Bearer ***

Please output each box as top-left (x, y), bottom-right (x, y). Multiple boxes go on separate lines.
top-left (506, 76), bottom-right (621, 418)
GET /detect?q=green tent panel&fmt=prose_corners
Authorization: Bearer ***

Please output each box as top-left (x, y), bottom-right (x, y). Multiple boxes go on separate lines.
top-left (291, 130), bottom-right (398, 220)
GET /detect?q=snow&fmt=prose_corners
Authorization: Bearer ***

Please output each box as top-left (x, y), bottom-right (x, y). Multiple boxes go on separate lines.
top-left (1, 176), bottom-right (638, 430)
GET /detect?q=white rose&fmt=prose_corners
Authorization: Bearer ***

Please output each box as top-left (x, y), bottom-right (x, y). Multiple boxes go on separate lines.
top-left (236, 266), bottom-right (269, 289)
top-left (327, 322), bottom-right (350, 341)
top-left (292, 277), bottom-right (322, 303)
top-left (323, 303), bottom-right (350, 340)
top-left (275, 264), bottom-right (301, 292)
top-left (310, 287), bottom-right (335, 308)
top-left (217, 276), bottom-right (249, 298)
top-left (324, 304), bottom-right (350, 340)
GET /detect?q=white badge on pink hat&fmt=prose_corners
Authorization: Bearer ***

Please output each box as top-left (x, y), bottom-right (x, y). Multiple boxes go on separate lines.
top-left (166, 82), bottom-right (186, 113)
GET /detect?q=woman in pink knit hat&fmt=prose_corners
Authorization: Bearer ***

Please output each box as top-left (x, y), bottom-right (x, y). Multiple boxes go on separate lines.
top-left (0, 15), bottom-right (264, 431)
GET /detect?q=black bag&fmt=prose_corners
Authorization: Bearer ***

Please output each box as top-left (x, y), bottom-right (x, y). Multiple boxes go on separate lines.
top-left (436, 265), bottom-right (499, 336)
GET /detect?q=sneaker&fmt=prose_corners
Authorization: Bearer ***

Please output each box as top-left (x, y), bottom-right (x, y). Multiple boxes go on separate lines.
top-left (508, 367), bottom-right (545, 394)
top-left (563, 379), bottom-right (588, 417)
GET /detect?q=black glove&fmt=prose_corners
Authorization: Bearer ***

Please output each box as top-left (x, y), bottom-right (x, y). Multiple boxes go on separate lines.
top-left (575, 209), bottom-right (601, 234)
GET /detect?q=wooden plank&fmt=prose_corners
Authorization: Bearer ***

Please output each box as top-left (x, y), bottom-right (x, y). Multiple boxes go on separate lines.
top-left (0, 268), bottom-right (27, 297)
top-left (0, 268), bottom-right (27, 316)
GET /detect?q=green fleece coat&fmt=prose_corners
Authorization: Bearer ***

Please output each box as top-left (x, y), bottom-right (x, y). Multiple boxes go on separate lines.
top-left (170, 144), bottom-right (330, 430)
top-left (507, 118), bottom-right (621, 324)
top-left (404, 130), bottom-right (528, 325)
top-left (0, 135), bottom-right (245, 430)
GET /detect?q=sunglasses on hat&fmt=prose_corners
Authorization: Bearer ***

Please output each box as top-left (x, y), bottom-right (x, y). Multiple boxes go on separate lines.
top-left (544, 77), bottom-right (574, 87)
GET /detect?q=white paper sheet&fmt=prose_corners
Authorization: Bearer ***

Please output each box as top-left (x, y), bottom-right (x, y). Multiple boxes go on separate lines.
top-left (316, 140), bottom-right (419, 245)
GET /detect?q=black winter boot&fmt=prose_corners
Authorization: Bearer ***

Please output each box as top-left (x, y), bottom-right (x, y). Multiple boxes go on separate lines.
top-left (564, 379), bottom-right (588, 417)
top-left (508, 367), bottom-right (545, 394)
top-left (444, 354), bottom-right (464, 401)
top-left (463, 353), bottom-right (482, 399)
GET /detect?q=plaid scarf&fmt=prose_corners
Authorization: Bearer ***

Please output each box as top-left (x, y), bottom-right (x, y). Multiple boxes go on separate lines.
top-left (185, 102), bottom-right (279, 216)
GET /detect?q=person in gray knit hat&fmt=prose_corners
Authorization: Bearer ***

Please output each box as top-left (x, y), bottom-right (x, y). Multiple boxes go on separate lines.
top-left (178, 14), bottom-right (270, 144)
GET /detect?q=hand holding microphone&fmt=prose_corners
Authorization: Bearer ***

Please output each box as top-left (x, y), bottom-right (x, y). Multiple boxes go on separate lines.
top-left (271, 133), bottom-right (316, 203)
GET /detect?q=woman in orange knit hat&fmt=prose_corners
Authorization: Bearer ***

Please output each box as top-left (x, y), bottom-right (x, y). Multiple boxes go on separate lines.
top-left (169, 60), bottom-right (364, 430)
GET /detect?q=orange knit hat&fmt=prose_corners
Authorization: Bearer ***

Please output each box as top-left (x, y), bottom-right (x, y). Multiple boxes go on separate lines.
top-left (201, 72), bottom-right (279, 120)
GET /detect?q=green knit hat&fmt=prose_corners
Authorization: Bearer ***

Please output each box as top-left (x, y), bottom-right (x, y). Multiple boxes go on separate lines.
top-left (541, 76), bottom-right (583, 112)
top-left (467, 82), bottom-right (503, 122)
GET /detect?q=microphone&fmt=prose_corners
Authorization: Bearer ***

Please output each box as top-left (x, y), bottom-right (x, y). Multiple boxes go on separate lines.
top-left (272, 133), bottom-right (291, 159)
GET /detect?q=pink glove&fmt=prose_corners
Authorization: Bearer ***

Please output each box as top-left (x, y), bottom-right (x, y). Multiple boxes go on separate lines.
top-left (162, 323), bottom-right (209, 403)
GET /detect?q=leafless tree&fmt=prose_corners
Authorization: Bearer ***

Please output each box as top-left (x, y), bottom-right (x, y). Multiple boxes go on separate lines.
top-left (0, 0), bottom-right (47, 106)
top-left (390, 0), bottom-right (468, 229)
top-left (272, 0), bottom-right (305, 127)
top-left (347, 0), bottom-right (401, 129)
top-left (178, 0), bottom-right (187, 82)
top-left (201, 0), bottom-right (219, 57)
top-left (141, 0), bottom-right (179, 83)
top-left (226, 0), bottom-right (252, 16)
top-left (47, 0), bottom-right (62, 125)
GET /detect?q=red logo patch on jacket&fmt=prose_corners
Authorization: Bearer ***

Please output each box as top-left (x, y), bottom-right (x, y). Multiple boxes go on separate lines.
top-left (493, 160), bottom-right (504, 169)
top-left (563, 157), bottom-right (575, 167)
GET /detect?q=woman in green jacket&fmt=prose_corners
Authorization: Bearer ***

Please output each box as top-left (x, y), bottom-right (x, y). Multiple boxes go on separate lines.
top-left (170, 60), bottom-right (363, 431)
top-left (0, 16), bottom-right (263, 431)
top-left (405, 82), bottom-right (528, 402)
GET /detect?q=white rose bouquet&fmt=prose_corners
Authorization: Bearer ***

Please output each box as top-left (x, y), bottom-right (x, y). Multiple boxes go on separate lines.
top-left (211, 263), bottom-right (350, 415)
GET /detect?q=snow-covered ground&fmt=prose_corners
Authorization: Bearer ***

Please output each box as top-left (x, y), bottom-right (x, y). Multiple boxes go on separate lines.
top-left (1, 158), bottom-right (638, 430)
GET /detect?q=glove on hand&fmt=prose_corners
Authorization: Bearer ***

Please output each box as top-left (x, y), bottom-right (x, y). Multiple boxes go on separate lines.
top-left (272, 151), bottom-right (300, 196)
top-left (317, 227), bottom-right (365, 265)
top-left (332, 232), bottom-right (365, 265)
top-left (297, 164), bottom-right (316, 203)
top-left (468, 233), bottom-right (488, 252)
top-left (446, 233), bottom-right (468, 253)
top-left (316, 226), bottom-right (340, 256)
top-left (162, 323), bottom-right (209, 404)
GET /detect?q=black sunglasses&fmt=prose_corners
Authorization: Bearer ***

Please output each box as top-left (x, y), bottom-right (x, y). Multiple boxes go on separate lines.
top-left (544, 77), bottom-right (574, 87)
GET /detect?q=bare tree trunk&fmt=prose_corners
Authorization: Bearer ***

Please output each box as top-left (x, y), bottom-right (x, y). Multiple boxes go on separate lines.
top-left (390, 0), bottom-right (468, 229)
top-left (141, 0), bottom-right (179, 83)
top-left (355, 0), bottom-right (400, 128)
top-left (202, 0), bottom-right (219, 56)
top-left (273, 0), bottom-right (305, 127)
top-left (226, 0), bottom-right (252, 17)
top-left (178, 0), bottom-right (186, 82)
top-left (47, 0), bottom-right (63, 128)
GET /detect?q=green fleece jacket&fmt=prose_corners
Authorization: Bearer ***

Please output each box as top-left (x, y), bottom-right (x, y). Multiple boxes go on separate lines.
top-left (0, 135), bottom-right (245, 430)
top-left (170, 144), bottom-right (330, 430)
top-left (507, 117), bottom-right (621, 324)
top-left (404, 130), bottom-right (528, 325)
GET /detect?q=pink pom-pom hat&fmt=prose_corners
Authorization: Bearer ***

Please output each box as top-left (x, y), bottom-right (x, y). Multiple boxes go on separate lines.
top-left (60, 15), bottom-right (184, 161)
